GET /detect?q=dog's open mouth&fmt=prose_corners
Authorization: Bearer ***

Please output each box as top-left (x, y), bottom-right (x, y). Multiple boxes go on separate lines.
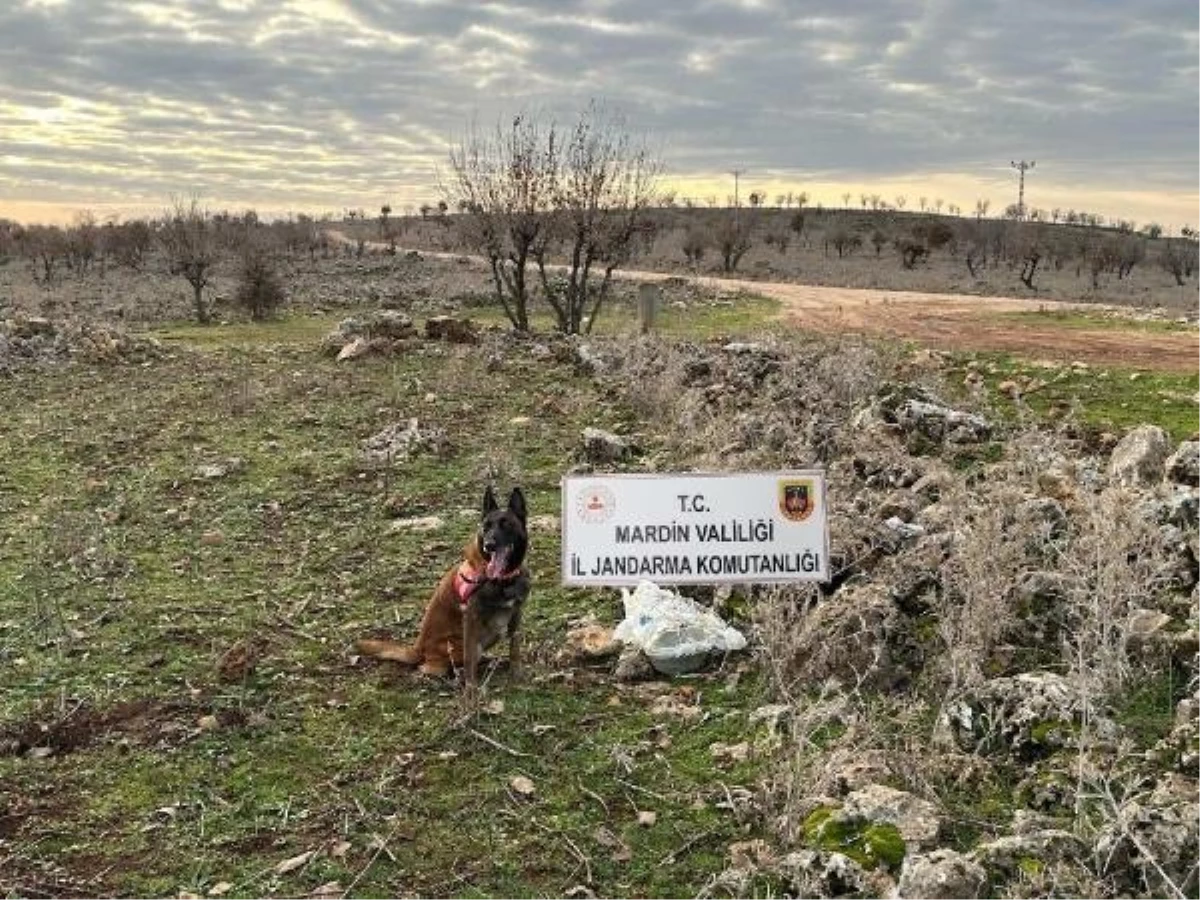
top-left (482, 547), bottom-right (511, 580)
top-left (486, 547), bottom-right (511, 579)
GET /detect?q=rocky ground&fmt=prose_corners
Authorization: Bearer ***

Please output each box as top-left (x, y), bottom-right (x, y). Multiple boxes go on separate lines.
top-left (524, 329), bottom-right (1199, 898)
top-left (0, 251), bottom-right (1195, 896)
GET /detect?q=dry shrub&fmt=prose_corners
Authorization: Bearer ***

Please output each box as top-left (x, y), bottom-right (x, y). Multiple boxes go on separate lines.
top-left (1060, 491), bottom-right (1174, 698)
top-left (930, 476), bottom-right (1031, 693)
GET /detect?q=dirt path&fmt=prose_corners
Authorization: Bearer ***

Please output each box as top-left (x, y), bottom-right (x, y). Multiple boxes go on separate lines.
top-left (327, 232), bottom-right (1198, 372)
top-left (687, 276), bottom-right (1198, 372)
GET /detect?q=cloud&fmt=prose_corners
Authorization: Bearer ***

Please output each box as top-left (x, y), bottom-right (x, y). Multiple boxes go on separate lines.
top-left (0, 0), bottom-right (1195, 225)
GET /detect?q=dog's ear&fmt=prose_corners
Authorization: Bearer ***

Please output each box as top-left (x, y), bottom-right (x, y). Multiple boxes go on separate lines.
top-left (482, 485), bottom-right (499, 516)
top-left (507, 487), bottom-right (527, 522)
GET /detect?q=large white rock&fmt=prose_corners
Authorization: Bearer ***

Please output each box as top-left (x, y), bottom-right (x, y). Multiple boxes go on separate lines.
top-left (1109, 425), bottom-right (1171, 488)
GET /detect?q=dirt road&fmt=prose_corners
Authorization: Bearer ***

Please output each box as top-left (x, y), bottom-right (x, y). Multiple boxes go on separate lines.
top-left (328, 232), bottom-right (1199, 372)
top-left (681, 275), bottom-right (1198, 373)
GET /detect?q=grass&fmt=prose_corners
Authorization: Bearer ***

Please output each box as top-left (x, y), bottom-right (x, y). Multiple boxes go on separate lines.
top-left (990, 309), bottom-right (1197, 334)
top-left (3, 289), bottom-right (1195, 897)
top-left (0, 325), bottom-right (778, 898)
top-left (152, 314), bottom-right (344, 347)
top-left (468, 292), bottom-right (782, 339)
top-left (944, 352), bottom-right (1199, 442)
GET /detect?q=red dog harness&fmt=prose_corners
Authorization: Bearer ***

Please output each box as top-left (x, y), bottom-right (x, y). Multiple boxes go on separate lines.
top-left (453, 561), bottom-right (522, 607)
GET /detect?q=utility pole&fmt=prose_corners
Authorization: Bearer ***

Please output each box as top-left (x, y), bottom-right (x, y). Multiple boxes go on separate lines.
top-left (1010, 160), bottom-right (1035, 220)
top-left (730, 169), bottom-right (746, 209)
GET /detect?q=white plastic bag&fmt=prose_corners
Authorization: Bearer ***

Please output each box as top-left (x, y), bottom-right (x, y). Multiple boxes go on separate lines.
top-left (613, 581), bottom-right (747, 675)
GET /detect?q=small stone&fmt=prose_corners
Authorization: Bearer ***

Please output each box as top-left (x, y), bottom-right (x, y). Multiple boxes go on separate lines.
top-left (563, 623), bottom-right (619, 660)
top-left (728, 838), bottom-right (774, 870)
top-left (896, 849), bottom-right (987, 898)
top-left (424, 316), bottom-right (479, 344)
top-left (1127, 608), bottom-right (1172, 643)
top-left (389, 515), bottom-right (444, 532)
top-left (1036, 469), bottom-right (1076, 501)
top-left (637, 810), bottom-right (657, 827)
top-left (336, 337), bottom-right (369, 361)
top-left (198, 715), bottom-right (219, 731)
top-left (1165, 440), bottom-right (1200, 486)
top-left (581, 427), bottom-right (633, 464)
top-left (878, 493), bottom-right (918, 523)
top-left (710, 741), bottom-right (751, 764)
top-left (509, 775), bottom-right (536, 797)
top-left (613, 648), bottom-right (655, 682)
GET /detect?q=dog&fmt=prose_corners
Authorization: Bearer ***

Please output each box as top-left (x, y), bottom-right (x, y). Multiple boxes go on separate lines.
top-left (357, 486), bottom-right (530, 691)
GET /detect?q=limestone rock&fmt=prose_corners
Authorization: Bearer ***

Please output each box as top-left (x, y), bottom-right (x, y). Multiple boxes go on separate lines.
top-left (1109, 425), bottom-right (1171, 488)
top-left (1165, 440), bottom-right (1200, 486)
top-left (361, 419), bottom-right (447, 466)
top-left (896, 399), bottom-right (991, 445)
top-left (424, 315), bottom-right (478, 344)
top-left (777, 850), bottom-right (880, 899)
top-left (581, 427), bottom-right (634, 465)
top-left (841, 784), bottom-right (941, 849)
top-left (971, 829), bottom-right (1083, 877)
top-left (895, 849), bottom-right (987, 899)
top-left (562, 623), bottom-right (619, 661)
top-left (942, 671), bottom-right (1112, 757)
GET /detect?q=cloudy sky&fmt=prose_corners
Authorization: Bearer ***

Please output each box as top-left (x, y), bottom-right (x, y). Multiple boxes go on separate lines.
top-left (1, 0), bottom-right (1197, 228)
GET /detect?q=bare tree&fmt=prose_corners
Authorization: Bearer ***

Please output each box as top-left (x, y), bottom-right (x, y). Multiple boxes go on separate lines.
top-left (65, 211), bottom-right (99, 276)
top-left (447, 114), bottom-right (551, 330)
top-left (448, 104), bottom-right (661, 334)
top-left (159, 197), bottom-right (220, 323)
top-left (715, 215), bottom-right (754, 271)
top-left (1159, 239), bottom-right (1198, 286)
top-left (106, 219), bottom-right (152, 270)
top-left (21, 224), bottom-right (67, 285)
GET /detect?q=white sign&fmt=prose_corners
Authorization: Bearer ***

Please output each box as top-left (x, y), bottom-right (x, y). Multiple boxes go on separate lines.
top-left (561, 471), bottom-right (829, 586)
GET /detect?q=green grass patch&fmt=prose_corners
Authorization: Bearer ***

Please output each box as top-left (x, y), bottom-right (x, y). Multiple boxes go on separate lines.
top-left (152, 314), bottom-right (345, 347)
top-left (0, 322), bottom-right (773, 898)
top-left (990, 309), bottom-right (1197, 335)
top-left (945, 352), bottom-right (1199, 441)
top-left (1113, 670), bottom-right (1184, 750)
top-left (469, 292), bottom-right (781, 339)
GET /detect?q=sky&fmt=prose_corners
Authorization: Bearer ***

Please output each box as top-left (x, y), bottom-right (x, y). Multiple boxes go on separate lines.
top-left (1, 0), bottom-right (1197, 230)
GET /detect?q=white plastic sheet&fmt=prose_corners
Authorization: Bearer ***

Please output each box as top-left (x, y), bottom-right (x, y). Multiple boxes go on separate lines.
top-left (613, 580), bottom-right (747, 675)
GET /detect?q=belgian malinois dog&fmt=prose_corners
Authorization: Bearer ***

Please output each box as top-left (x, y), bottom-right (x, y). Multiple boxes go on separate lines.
top-left (357, 486), bottom-right (530, 691)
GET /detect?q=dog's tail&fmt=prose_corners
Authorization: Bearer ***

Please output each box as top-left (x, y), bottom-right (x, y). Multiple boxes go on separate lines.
top-left (356, 639), bottom-right (421, 665)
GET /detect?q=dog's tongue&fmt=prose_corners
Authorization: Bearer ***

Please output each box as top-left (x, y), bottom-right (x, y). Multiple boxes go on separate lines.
top-left (486, 548), bottom-right (510, 579)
